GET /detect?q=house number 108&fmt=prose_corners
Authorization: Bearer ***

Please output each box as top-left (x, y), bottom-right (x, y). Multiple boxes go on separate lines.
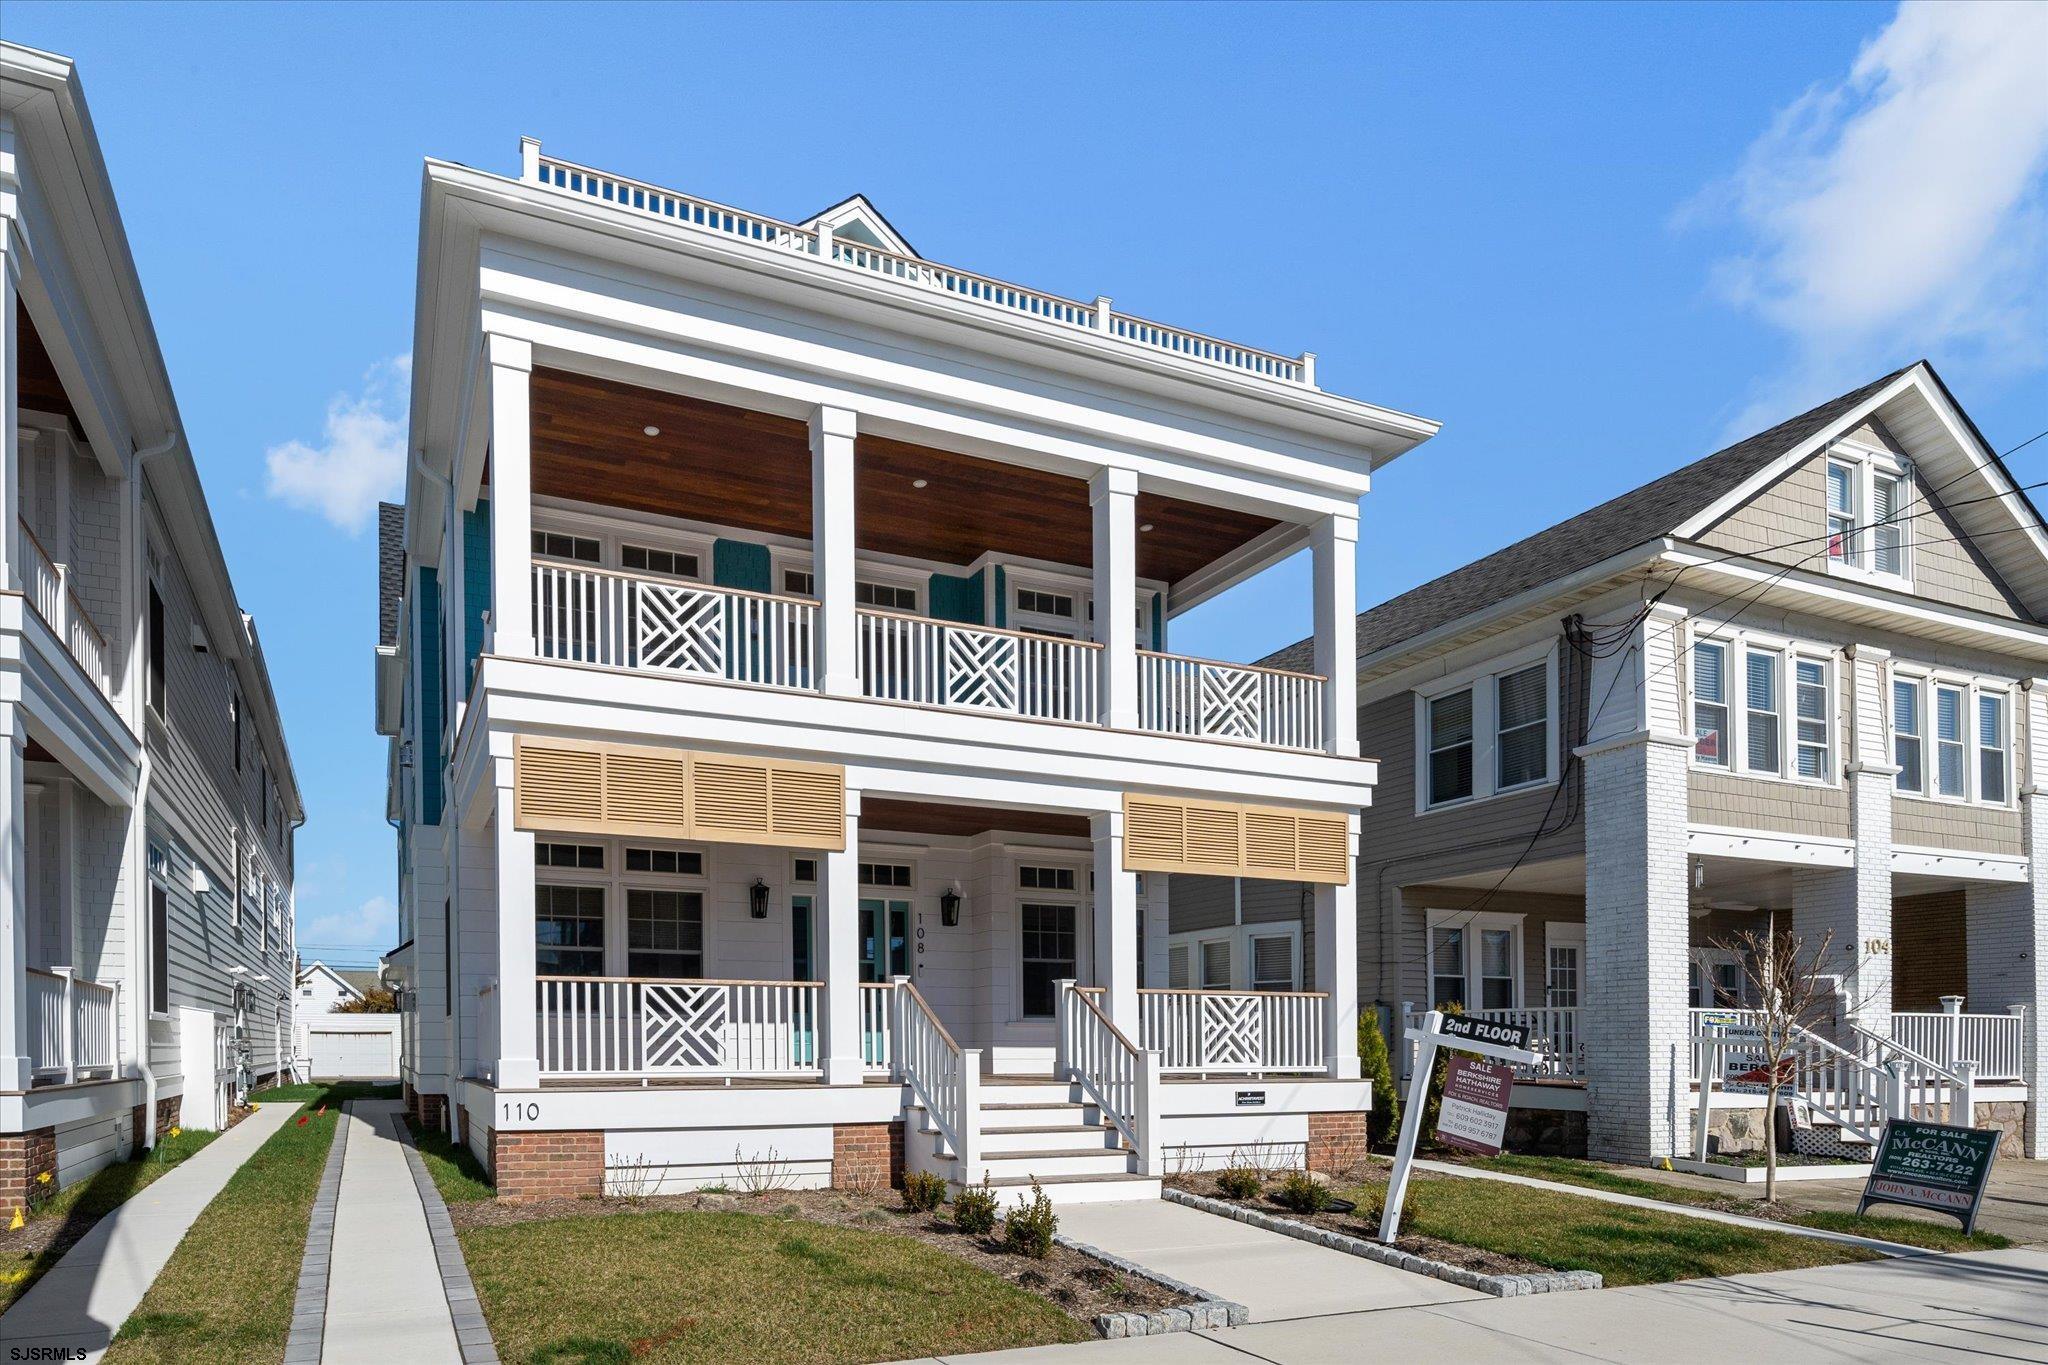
top-left (502, 1101), bottom-right (540, 1123)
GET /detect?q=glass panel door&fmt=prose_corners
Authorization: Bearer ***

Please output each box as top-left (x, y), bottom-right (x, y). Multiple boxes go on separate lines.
top-left (858, 898), bottom-right (910, 982)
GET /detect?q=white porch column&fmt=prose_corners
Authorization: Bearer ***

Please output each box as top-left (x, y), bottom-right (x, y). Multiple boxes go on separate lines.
top-left (1964, 679), bottom-right (2048, 1157)
top-left (485, 334), bottom-right (533, 659)
top-left (1581, 603), bottom-right (1691, 1163)
top-left (1312, 513), bottom-right (1359, 757)
top-left (818, 789), bottom-right (864, 1084)
top-left (0, 716), bottom-right (32, 1090)
top-left (491, 754), bottom-right (539, 1089)
top-left (1, 178), bottom-right (20, 593)
top-left (1090, 467), bottom-right (1138, 730)
top-left (1091, 810), bottom-right (1139, 1035)
top-left (1315, 812), bottom-right (1362, 1079)
top-left (810, 406), bottom-right (859, 698)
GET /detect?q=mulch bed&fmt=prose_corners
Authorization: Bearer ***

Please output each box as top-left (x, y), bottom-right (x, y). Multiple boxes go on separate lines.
top-left (450, 1186), bottom-right (1193, 1326)
top-left (1166, 1170), bottom-right (1553, 1280)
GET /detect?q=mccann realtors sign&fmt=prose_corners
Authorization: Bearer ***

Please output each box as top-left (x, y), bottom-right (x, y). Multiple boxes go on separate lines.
top-left (1859, 1119), bottom-right (1999, 1234)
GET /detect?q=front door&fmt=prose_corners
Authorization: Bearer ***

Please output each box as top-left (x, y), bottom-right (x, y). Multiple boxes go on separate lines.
top-left (859, 899), bottom-right (910, 982)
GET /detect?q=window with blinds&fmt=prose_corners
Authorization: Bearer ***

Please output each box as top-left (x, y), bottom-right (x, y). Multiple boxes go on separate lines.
top-left (1495, 664), bottom-right (1548, 789)
top-left (1417, 648), bottom-right (1556, 810)
top-left (1823, 443), bottom-right (1912, 583)
top-left (1428, 690), bottom-right (1474, 805)
top-left (1893, 677), bottom-right (1923, 792)
top-left (1199, 939), bottom-right (1232, 990)
top-left (1745, 647), bottom-right (1781, 773)
top-left (1693, 640), bottom-right (1728, 766)
top-left (1249, 933), bottom-right (1295, 992)
top-left (1892, 669), bottom-right (2014, 807)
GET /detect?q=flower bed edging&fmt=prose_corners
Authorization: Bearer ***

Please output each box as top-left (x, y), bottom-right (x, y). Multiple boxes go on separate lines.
top-left (1162, 1189), bottom-right (1602, 1297)
top-left (1052, 1231), bottom-right (1249, 1337)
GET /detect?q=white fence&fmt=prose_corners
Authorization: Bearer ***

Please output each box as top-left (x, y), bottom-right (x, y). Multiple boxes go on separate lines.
top-left (25, 968), bottom-right (118, 1081)
top-left (1468, 1006), bottom-right (1582, 1080)
top-left (1891, 1007), bottom-right (2027, 1081)
top-left (532, 562), bottom-right (818, 689)
top-left (858, 611), bottom-right (1100, 724)
top-left (529, 148), bottom-right (1313, 387)
top-left (1138, 988), bottom-right (1326, 1074)
top-left (1136, 651), bottom-right (1324, 751)
top-left (536, 977), bottom-right (822, 1078)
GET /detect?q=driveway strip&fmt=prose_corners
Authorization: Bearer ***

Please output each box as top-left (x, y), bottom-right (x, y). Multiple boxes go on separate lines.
top-left (320, 1100), bottom-right (463, 1364)
top-left (393, 1105), bottom-right (499, 1363)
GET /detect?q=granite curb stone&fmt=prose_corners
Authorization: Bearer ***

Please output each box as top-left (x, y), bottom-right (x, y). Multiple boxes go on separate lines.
top-left (1052, 1229), bottom-right (1251, 1337)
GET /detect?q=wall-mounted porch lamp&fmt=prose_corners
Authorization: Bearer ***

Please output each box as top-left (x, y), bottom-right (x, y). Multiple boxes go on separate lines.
top-left (749, 878), bottom-right (771, 919)
top-left (939, 886), bottom-right (962, 927)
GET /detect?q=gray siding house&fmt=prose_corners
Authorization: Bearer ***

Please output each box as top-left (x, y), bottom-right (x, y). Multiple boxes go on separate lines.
top-left (1173, 362), bottom-right (2048, 1167)
top-left (1, 43), bottom-right (303, 1208)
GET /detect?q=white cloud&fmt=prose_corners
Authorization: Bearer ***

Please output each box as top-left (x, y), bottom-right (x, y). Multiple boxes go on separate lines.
top-left (303, 895), bottom-right (395, 948)
top-left (1682, 1), bottom-right (2048, 428)
top-left (264, 356), bottom-right (411, 534)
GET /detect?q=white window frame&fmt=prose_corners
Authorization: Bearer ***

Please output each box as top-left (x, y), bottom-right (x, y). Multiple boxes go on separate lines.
top-left (1887, 664), bottom-right (2017, 809)
top-left (1413, 640), bottom-right (1560, 814)
top-left (1686, 625), bottom-right (1837, 787)
top-left (1822, 440), bottom-right (1913, 587)
top-left (1543, 922), bottom-right (1584, 1009)
top-left (531, 508), bottom-right (712, 583)
top-left (1424, 910), bottom-right (1524, 1012)
top-left (773, 551), bottom-right (925, 614)
top-left (1163, 922), bottom-right (1302, 993)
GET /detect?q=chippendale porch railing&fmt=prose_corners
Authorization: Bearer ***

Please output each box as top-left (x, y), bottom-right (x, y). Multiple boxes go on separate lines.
top-left (525, 143), bottom-right (1316, 388)
top-left (535, 977), bottom-right (823, 1078)
top-left (532, 562), bottom-right (818, 689)
top-left (1137, 988), bottom-right (1327, 1074)
top-left (1136, 651), bottom-right (1325, 751)
top-left (857, 611), bottom-right (1100, 724)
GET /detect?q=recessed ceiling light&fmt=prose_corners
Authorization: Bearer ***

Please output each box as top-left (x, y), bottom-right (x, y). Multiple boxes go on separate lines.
top-left (912, 478), bottom-right (928, 489)
top-left (1139, 523), bottom-right (1155, 532)
top-left (643, 425), bottom-right (661, 437)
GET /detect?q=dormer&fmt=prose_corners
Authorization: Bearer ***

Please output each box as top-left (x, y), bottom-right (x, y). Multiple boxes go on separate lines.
top-left (801, 193), bottom-right (919, 258)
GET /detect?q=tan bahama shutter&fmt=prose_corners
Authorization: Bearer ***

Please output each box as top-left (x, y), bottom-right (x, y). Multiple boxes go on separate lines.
top-left (1121, 793), bottom-right (1349, 885)
top-left (513, 737), bottom-right (845, 851)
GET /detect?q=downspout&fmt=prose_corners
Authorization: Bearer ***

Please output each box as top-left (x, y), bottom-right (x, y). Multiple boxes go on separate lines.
top-left (130, 431), bottom-right (177, 1148)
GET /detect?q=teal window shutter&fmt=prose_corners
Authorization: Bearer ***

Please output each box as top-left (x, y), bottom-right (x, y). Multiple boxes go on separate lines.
top-left (463, 500), bottom-right (491, 683)
top-left (416, 568), bottom-right (445, 825)
top-left (992, 565), bottom-right (1007, 628)
top-left (713, 539), bottom-right (772, 592)
top-left (927, 570), bottom-right (984, 625)
top-left (1151, 591), bottom-right (1164, 650)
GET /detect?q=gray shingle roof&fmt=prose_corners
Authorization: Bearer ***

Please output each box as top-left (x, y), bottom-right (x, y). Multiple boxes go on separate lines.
top-left (1261, 366), bottom-right (1916, 672)
top-left (377, 501), bottom-right (405, 648)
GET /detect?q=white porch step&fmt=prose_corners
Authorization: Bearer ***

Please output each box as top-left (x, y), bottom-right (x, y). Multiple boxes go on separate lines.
top-left (976, 1081), bottom-right (1078, 1105)
top-left (976, 1101), bottom-right (1101, 1127)
top-left (985, 1171), bottom-right (1161, 1208)
top-left (977, 1122), bottom-right (1121, 1154)
top-left (982, 1147), bottom-right (1135, 1180)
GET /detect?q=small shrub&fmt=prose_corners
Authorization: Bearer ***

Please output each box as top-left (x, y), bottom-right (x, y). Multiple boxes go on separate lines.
top-left (1276, 1170), bottom-right (1334, 1214)
top-left (1003, 1180), bottom-right (1058, 1259)
top-left (952, 1179), bottom-right (999, 1234)
top-left (1216, 1167), bottom-right (1262, 1201)
top-left (1358, 1010), bottom-right (1401, 1150)
top-left (901, 1169), bottom-right (948, 1213)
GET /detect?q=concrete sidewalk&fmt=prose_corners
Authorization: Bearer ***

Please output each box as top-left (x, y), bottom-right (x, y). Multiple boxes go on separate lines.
top-left (1053, 1198), bottom-right (1482, 1321)
top-left (0, 1101), bottom-right (294, 1365)
top-left (918, 1245), bottom-right (2048, 1363)
top-left (320, 1100), bottom-right (462, 1364)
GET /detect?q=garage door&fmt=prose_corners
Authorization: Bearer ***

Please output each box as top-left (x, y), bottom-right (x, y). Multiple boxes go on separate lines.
top-left (308, 1028), bottom-right (395, 1079)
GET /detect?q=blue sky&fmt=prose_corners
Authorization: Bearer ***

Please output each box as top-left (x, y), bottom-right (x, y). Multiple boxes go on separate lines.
top-left (6, 2), bottom-right (2045, 968)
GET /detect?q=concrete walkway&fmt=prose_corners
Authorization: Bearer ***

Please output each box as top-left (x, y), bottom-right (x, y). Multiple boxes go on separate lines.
top-left (321, 1100), bottom-right (462, 1364)
top-left (918, 1246), bottom-right (2048, 1364)
top-left (0, 1101), bottom-right (294, 1364)
top-left (1052, 1199), bottom-right (1483, 1321)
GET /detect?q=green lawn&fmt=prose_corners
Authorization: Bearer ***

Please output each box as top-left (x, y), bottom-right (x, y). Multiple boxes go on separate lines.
top-left (1345, 1174), bottom-right (1885, 1286)
top-left (405, 1117), bottom-right (494, 1203)
top-left (0, 1128), bottom-right (219, 1313)
top-left (460, 1210), bottom-right (1091, 1364)
top-left (1456, 1154), bottom-right (2010, 1253)
top-left (102, 1084), bottom-right (354, 1363)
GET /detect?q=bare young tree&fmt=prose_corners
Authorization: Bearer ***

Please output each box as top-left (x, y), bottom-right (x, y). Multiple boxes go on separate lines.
top-left (1695, 924), bottom-right (1837, 1203)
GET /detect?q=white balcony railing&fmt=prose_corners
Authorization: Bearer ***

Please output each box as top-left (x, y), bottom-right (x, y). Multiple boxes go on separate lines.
top-left (26, 968), bottom-right (118, 1082)
top-left (1891, 1007), bottom-right (2028, 1082)
top-left (1137, 651), bottom-right (1324, 751)
top-left (532, 562), bottom-right (817, 689)
top-left (860, 981), bottom-right (895, 1074)
top-left (536, 976), bottom-right (821, 1078)
top-left (1468, 1007), bottom-right (1583, 1080)
top-left (528, 147), bottom-right (1314, 387)
top-left (1138, 988), bottom-right (1326, 1074)
top-left (18, 520), bottom-right (112, 699)
top-left (858, 610), bottom-right (1100, 724)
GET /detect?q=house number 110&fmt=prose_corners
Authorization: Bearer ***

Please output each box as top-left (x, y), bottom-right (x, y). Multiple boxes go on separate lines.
top-left (501, 1100), bottom-right (540, 1123)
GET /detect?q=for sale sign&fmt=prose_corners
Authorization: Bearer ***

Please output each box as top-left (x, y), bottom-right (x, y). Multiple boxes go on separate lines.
top-left (1858, 1119), bottom-right (1999, 1234)
top-left (1439, 1013), bottom-right (1530, 1053)
top-left (1435, 1055), bottom-right (1514, 1156)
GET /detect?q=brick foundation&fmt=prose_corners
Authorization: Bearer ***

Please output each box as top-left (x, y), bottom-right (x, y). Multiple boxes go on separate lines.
top-left (0, 1126), bottom-right (57, 1213)
top-left (491, 1128), bottom-right (604, 1202)
top-left (832, 1121), bottom-right (904, 1190)
top-left (1306, 1110), bottom-right (1369, 1175)
top-left (412, 1090), bottom-right (448, 1132)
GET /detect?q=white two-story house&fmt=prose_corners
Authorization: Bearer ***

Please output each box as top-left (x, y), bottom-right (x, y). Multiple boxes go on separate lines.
top-left (378, 138), bottom-right (1437, 1202)
top-left (1, 43), bottom-right (302, 1208)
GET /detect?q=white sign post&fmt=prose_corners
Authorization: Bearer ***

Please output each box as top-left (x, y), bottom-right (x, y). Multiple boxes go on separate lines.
top-left (1379, 1010), bottom-right (1540, 1243)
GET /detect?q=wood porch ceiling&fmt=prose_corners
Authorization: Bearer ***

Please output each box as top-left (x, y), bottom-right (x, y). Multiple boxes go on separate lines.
top-left (528, 367), bottom-right (1280, 585)
top-left (15, 302), bottom-right (85, 439)
top-left (860, 798), bottom-right (1090, 840)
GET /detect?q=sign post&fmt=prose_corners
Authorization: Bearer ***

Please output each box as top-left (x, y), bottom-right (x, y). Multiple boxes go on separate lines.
top-left (1378, 1011), bottom-right (1539, 1243)
top-left (1858, 1118), bottom-right (1999, 1234)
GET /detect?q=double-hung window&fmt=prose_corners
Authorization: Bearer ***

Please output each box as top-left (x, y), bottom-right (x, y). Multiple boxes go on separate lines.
top-left (1427, 911), bottom-right (1521, 1012)
top-left (1690, 631), bottom-right (1833, 784)
top-left (1693, 641), bottom-right (1729, 766)
top-left (1744, 647), bottom-right (1782, 773)
top-left (1892, 669), bottom-right (2013, 806)
top-left (1794, 659), bottom-right (1830, 778)
top-left (1824, 442), bottom-right (1912, 584)
top-left (1978, 694), bottom-right (2009, 803)
top-left (1892, 678), bottom-right (1923, 791)
top-left (1935, 683), bottom-right (1967, 798)
top-left (1826, 461), bottom-right (1859, 564)
top-left (1417, 648), bottom-right (1555, 810)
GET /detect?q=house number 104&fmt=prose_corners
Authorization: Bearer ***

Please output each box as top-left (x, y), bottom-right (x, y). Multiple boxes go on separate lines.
top-left (1864, 939), bottom-right (1891, 955)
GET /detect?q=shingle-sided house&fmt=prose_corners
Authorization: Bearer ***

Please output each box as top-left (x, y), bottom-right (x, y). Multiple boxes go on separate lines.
top-left (1, 43), bottom-right (303, 1210)
top-left (376, 138), bottom-right (1438, 1202)
top-left (1194, 362), bottom-right (2047, 1169)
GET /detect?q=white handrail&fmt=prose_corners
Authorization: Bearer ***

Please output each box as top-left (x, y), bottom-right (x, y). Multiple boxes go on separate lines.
top-left (893, 977), bottom-right (979, 1183)
top-left (1137, 988), bottom-right (1326, 1074)
top-left (531, 561), bottom-right (818, 690)
top-left (857, 610), bottom-right (1099, 724)
top-left (1891, 1009), bottom-right (2027, 1080)
top-left (1056, 981), bottom-right (1158, 1171)
top-left (536, 976), bottom-right (821, 1077)
top-left (1136, 651), bottom-right (1325, 751)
